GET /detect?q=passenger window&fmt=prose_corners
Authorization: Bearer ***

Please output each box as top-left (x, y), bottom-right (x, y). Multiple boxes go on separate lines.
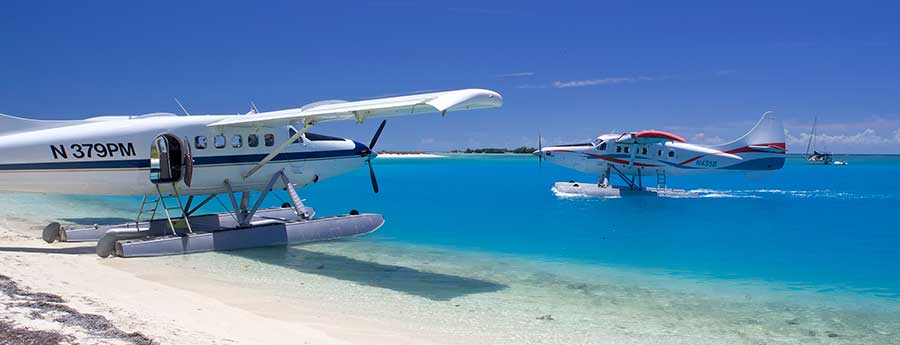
top-left (232, 135), bottom-right (243, 148)
top-left (616, 146), bottom-right (622, 153)
top-left (214, 135), bottom-right (226, 149)
top-left (658, 150), bottom-right (663, 156)
top-left (624, 146), bottom-right (630, 153)
top-left (598, 142), bottom-right (607, 151)
top-left (668, 150), bottom-right (675, 158)
top-left (248, 134), bottom-right (259, 147)
top-left (641, 147), bottom-right (647, 155)
top-left (264, 134), bottom-right (275, 147)
top-left (195, 136), bottom-right (207, 149)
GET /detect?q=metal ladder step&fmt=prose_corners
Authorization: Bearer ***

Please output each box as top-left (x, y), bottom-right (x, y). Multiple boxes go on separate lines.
top-left (285, 182), bottom-right (309, 219)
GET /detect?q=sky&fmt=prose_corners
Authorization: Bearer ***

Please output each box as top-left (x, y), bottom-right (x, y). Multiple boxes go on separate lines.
top-left (1, 0), bottom-right (899, 153)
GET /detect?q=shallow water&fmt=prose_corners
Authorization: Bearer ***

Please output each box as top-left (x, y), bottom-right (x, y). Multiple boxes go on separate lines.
top-left (1, 154), bottom-right (899, 344)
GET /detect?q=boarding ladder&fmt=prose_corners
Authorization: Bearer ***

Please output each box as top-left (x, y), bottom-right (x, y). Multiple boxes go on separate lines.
top-left (284, 178), bottom-right (310, 219)
top-left (656, 169), bottom-right (667, 190)
top-left (135, 183), bottom-right (193, 235)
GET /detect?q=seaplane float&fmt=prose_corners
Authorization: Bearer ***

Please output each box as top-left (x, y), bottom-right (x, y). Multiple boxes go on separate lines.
top-left (0, 89), bottom-right (502, 257)
top-left (535, 112), bottom-right (786, 197)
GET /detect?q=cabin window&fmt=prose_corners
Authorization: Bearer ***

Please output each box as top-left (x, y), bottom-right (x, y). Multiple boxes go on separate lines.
top-left (214, 135), bottom-right (226, 149)
top-left (195, 136), bottom-right (207, 149)
top-left (232, 135), bottom-right (243, 148)
top-left (616, 146), bottom-right (622, 153)
top-left (658, 149), bottom-right (663, 156)
top-left (641, 147), bottom-right (647, 155)
top-left (248, 134), bottom-right (259, 147)
top-left (598, 142), bottom-right (607, 151)
top-left (264, 134), bottom-right (275, 146)
top-left (624, 146), bottom-right (630, 153)
top-left (668, 150), bottom-right (675, 158)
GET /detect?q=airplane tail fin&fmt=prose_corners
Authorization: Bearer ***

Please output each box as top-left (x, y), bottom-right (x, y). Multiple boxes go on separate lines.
top-left (0, 113), bottom-right (73, 136)
top-left (716, 112), bottom-right (786, 151)
top-left (714, 112), bottom-right (786, 170)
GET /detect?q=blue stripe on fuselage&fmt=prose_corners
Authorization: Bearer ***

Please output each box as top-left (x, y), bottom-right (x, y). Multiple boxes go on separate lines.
top-left (0, 142), bottom-right (366, 171)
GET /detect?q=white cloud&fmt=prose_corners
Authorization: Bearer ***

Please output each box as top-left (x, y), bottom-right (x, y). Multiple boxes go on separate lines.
top-left (691, 132), bottom-right (725, 145)
top-left (552, 76), bottom-right (653, 88)
top-left (515, 83), bottom-right (548, 89)
top-left (785, 128), bottom-right (894, 146)
top-left (496, 72), bottom-right (535, 78)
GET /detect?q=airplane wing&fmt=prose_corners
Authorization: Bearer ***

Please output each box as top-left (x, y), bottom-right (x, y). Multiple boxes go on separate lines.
top-left (615, 130), bottom-right (687, 144)
top-left (208, 88), bottom-right (503, 128)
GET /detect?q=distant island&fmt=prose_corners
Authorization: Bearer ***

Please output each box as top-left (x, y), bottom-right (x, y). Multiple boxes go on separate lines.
top-left (449, 146), bottom-right (537, 154)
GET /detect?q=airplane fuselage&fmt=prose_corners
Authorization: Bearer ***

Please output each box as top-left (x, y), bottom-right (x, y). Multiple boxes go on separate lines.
top-left (539, 136), bottom-right (785, 177)
top-left (0, 113), bottom-right (369, 195)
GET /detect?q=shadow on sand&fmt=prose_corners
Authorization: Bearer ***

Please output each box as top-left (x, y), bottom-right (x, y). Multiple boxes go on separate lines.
top-left (230, 245), bottom-right (507, 301)
top-left (58, 217), bottom-right (134, 225)
top-left (0, 246), bottom-right (96, 255)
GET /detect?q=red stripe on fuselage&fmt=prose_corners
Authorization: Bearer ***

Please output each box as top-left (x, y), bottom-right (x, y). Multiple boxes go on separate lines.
top-left (677, 142), bottom-right (786, 165)
top-left (547, 149), bottom-right (658, 167)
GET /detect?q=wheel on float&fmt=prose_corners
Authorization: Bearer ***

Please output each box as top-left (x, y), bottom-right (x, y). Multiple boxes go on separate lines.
top-left (96, 233), bottom-right (118, 258)
top-left (42, 222), bottom-right (61, 243)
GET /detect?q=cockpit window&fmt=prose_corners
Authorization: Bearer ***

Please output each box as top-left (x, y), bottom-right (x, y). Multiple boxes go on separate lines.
top-left (598, 142), bottom-right (607, 151)
top-left (288, 127), bottom-right (304, 144)
top-left (305, 132), bottom-right (345, 141)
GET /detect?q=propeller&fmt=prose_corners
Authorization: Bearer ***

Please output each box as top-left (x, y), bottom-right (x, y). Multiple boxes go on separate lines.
top-left (361, 120), bottom-right (387, 193)
top-left (537, 132), bottom-right (543, 167)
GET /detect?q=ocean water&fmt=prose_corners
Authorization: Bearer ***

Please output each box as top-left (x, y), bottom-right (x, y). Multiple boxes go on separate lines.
top-left (2, 154), bottom-right (899, 343)
top-left (308, 154), bottom-right (900, 298)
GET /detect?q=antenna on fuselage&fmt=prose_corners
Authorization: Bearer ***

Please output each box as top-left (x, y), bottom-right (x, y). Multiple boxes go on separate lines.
top-left (174, 98), bottom-right (191, 116)
top-left (250, 101), bottom-right (259, 114)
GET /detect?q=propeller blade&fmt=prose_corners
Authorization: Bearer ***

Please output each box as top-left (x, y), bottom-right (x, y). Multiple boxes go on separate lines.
top-left (369, 120), bottom-right (387, 151)
top-left (368, 161), bottom-right (379, 193)
top-left (538, 132), bottom-right (543, 167)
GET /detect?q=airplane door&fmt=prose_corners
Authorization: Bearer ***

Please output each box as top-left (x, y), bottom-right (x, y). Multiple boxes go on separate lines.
top-left (149, 134), bottom-right (183, 184)
top-left (183, 136), bottom-right (193, 187)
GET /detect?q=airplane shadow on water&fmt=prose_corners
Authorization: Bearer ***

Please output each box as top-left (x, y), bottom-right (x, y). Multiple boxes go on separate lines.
top-left (228, 244), bottom-right (507, 301)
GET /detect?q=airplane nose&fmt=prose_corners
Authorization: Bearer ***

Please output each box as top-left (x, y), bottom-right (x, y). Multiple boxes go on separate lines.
top-left (355, 141), bottom-right (372, 157)
top-left (532, 149), bottom-right (542, 157)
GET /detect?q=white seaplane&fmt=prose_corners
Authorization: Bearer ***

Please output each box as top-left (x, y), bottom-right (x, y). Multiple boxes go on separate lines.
top-left (535, 112), bottom-right (785, 197)
top-left (0, 88), bottom-right (502, 257)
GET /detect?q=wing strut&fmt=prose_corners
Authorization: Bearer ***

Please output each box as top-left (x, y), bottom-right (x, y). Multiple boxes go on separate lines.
top-left (242, 121), bottom-right (313, 179)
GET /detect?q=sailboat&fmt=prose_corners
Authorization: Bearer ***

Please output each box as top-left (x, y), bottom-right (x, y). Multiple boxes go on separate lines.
top-left (805, 117), bottom-right (847, 165)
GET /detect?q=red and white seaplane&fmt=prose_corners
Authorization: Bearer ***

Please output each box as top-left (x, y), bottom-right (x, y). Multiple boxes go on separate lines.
top-left (535, 112), bottom-right (786, 197)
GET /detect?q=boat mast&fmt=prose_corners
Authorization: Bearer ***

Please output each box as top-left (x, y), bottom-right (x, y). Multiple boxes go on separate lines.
top-left (805, 116), bottom-right (817, 155)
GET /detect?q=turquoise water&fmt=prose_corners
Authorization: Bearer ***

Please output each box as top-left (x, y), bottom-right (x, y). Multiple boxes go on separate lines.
top-left (298, 154), bottom-right (900, 299)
